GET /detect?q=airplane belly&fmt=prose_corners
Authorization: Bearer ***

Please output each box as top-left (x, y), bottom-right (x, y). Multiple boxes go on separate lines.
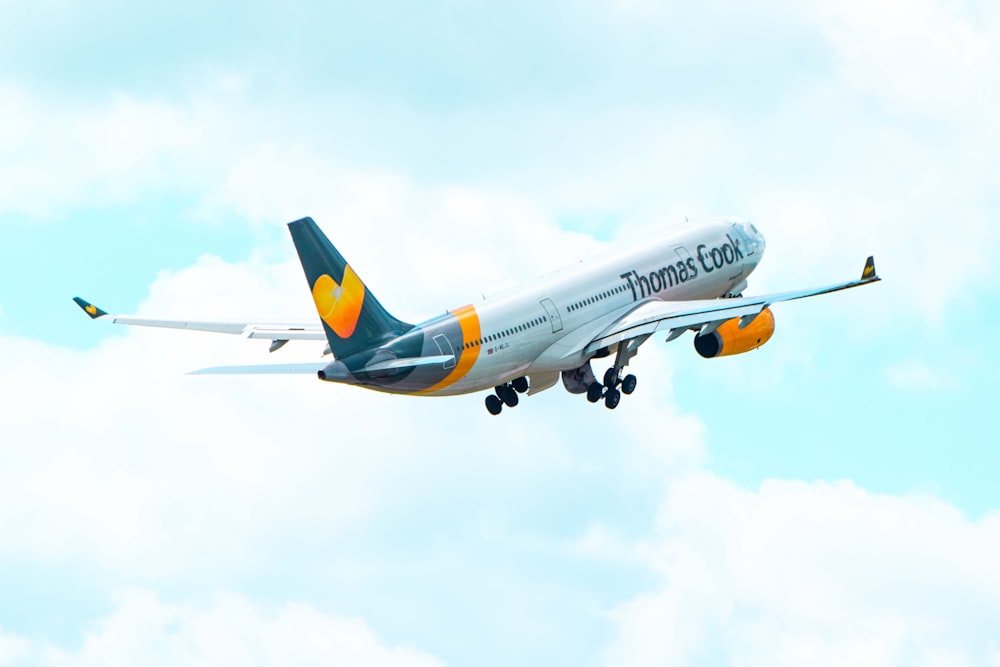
top-left (430, 342), bottom-right (535, 395)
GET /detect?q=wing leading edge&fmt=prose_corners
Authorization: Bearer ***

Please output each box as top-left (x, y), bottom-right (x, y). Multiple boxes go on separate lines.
top-left (585, 256), bottom-right (880, 354)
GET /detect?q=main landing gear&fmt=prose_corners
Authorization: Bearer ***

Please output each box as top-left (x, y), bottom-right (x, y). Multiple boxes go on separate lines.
top-left (485, 377), bottom-right (529, 415)
top-left (586, 367), bottom-right (637, 410)
top-left (586, 335), bottom-right (647, 410)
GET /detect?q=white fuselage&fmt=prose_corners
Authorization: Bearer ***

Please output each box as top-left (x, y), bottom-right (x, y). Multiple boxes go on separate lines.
top-left (429, 217), bottom-right (765, 395)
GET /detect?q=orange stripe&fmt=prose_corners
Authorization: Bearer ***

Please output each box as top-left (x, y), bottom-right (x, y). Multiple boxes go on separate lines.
top-left (417, 304), bottom-right (481, 395)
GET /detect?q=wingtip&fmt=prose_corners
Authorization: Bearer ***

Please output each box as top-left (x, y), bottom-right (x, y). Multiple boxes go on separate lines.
top-left (861, 256), bottom-right (879, 282)
top-left (73, 296), bottom-right (108, 319)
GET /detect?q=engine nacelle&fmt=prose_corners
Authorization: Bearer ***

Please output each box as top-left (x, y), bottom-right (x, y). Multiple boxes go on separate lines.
top-left (561, 361), bottom-right (598, 394)
top-left (694, 307), bottom-right (775, 358)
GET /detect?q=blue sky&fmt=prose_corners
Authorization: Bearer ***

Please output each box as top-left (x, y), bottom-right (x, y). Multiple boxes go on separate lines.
top-left (2, 1), bottom-right (999, 665)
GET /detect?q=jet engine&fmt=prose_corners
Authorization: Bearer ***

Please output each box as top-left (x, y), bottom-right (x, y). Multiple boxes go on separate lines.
top-left (694, 307), bottom-right (775, 358)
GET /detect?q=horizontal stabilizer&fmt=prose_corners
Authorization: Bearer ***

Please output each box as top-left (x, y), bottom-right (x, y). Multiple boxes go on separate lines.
top-left (363, 355), bottom-right (455, 372)
top-left (188, 362), bottom-right (327, 375)
top-left (73, 297), bottom-right (107, 319)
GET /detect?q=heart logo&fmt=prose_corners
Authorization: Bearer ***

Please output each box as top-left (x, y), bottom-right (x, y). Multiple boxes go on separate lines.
top-left (312, 266), bottom-right (365, 339)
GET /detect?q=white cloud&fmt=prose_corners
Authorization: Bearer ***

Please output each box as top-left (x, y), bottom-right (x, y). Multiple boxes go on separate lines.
top-left (814, 0), bottom-right (1000, 121)
top-left (214, 146), bottom-right (608, 315)
top-left (0, 217), bottom-right (706, 663)
top-left (0, 630), bottom-right (30, 667)
top-left (0, 86), bottom-right (215, 217)
top-left (4, 589), bottom-right (441, 667)
top-left (602, 473), bottom-right (1000, 666)
top-left (2, 3), bottom-right (997, 321)
top-left (2, 1), bottom-right (998, 662)
top-left (0, 185), bottom-right (704, 575)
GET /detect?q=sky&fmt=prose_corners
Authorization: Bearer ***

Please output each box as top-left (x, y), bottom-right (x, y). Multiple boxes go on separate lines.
top-left (1, 0), bottom-right (999, 665)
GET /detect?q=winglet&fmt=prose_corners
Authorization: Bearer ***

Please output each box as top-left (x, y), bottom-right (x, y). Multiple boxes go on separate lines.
top-left (73, 297), bottom-right (108, 319)
top-left (861, 256), bottom-right (879, 282)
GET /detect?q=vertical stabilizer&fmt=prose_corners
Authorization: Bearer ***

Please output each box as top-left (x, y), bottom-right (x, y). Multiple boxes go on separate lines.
top-left (288, 217), bottom-right (411, 359)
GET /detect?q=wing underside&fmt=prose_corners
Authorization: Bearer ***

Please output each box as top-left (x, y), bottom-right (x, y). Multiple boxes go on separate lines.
top-left (584, 256), bottom-right (880, 355)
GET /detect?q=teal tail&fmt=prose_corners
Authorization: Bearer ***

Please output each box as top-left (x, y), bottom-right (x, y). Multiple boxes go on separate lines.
top-left (287, 217), bottom-right (411, 359)
top-left (73, 297), bottom-right (108, 319)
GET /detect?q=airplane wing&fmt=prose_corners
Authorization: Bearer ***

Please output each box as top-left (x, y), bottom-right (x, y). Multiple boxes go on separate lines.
top-left (189, 355), bottom-right (456, 376)
top-left (189, 362), bottom-right (328, 375)
top-left (72, 297), bottom-right (326, 348)
top-left (73, 296), bottom-right (456, 375)
top-left (584, 256), bottom-right (880, 354)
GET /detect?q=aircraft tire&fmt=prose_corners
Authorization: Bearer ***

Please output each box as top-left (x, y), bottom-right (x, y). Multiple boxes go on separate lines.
top-left (587, 382), bottom-right (604, 403)
top-left (485, 394), bottom-right (503, 415)
top-left (512, 376), bottom-right (529, 393)
top-left (604, 388), bottom-right (621, 409)
top-left (603, 367), bottom-right (619, 388)
top-left (621, 374), bottom-right (637, 395)
top-left (501, 386), bottom-right (519, 408)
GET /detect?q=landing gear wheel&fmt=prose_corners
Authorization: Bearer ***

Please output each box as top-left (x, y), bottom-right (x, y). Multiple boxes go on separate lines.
top-left (604, 388), bottom-right (621, 409)
top-left (587, 382), bottom-right (604, 403)
top-left (621, 374), bottom-right (637, 395)
top-left (500, 385), bottom-right (519, 408)
top-left (512, 376), bottom-right (529, 394)
top-left (485, 394), bottom-right (503, 415)
top-left (603, 367), bottom-right (619, 388)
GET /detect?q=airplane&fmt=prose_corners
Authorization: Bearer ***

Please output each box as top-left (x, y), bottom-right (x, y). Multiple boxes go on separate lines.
top-left (74, 216), bottom-right (880, 414)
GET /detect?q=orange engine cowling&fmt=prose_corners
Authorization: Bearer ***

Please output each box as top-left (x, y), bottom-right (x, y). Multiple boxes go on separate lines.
top-left (693, 307), bottom-right (775, 358)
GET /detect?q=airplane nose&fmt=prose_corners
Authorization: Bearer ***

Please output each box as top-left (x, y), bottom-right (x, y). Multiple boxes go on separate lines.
top-left (742, 221), bottom-right (765, 257)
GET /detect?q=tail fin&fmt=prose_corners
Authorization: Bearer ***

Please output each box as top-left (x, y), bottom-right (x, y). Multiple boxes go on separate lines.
top-left (288, 217), bottom-right (412, 359)
top-left (72, 297), bottom-right (108, 319)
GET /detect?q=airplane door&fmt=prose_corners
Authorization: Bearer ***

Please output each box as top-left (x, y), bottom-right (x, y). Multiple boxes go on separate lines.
top-left (433, 334), bottom-right (456, 370)
top-left (539, 298), bottom-right (564, 333)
